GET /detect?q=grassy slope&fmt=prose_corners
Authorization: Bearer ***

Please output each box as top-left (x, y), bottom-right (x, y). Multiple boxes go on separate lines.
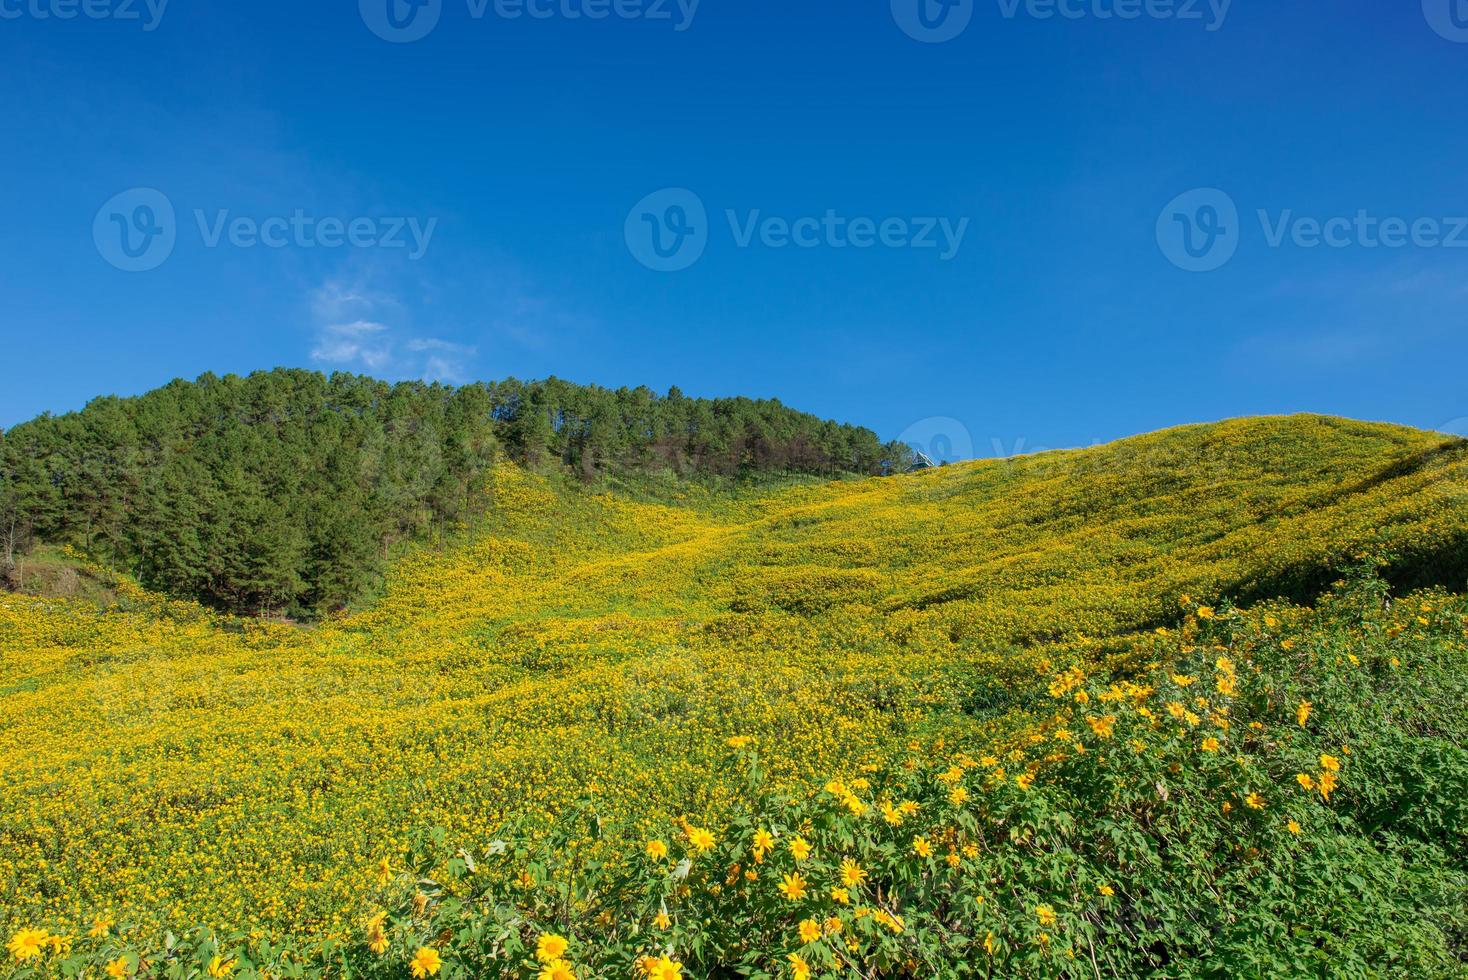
top-left (0, 415), bottom-right (1465, 944)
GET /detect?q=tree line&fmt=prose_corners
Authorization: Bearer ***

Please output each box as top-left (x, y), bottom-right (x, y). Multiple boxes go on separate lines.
top-left (0, 369), bottom-right (911, 617)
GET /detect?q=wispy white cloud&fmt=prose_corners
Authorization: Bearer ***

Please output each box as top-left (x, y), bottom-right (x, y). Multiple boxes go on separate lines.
top-left (311, 320), bottom-right (393, 372)
top-left (307, 278), bottom-right (477, 382)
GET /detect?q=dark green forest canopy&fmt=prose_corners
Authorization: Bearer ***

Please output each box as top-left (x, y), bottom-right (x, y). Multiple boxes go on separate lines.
top-left (0, 369), bottom-right (911, 617)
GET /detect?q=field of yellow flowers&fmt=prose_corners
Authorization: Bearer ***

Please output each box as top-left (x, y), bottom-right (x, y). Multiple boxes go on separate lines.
top-left (2, 415), bottom-right (1467, 977)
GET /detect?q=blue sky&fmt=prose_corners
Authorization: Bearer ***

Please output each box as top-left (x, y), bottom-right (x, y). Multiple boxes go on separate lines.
top-left (2, 0), bottom-right (1466, 459)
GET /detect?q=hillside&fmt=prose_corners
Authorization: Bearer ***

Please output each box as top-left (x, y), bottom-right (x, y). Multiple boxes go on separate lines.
top-left (1, 414), bottom-right (1466, 977)
top-left (0, 370), bottom-right (909, 618)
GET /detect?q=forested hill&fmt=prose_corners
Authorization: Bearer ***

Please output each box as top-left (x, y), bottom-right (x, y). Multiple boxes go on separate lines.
top-left (0, 369), bottom-right (910, 617)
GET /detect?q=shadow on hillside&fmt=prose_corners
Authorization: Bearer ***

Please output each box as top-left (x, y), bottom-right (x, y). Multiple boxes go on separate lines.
top-left (1227, 531), bottom-right (1468, 614)
top-left (1229, 438), bottom-right (1468, 608)
top-left (1330, 439), bottom-right (1467, 501)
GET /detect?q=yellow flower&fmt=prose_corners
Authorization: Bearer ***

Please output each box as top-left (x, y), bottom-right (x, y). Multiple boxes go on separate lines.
top-left (1087, 714), bottom-right (1117, 738)
top-left (753, 828), bottom-right (775, 856)
top-left (687, 827), bottom-right (716, 853)
top-left (7, 930), bottom-right (48, 962)
top-left (539, 960), bottom-right (577, 980)
top-left (88, 917), bottom-right (113, 939)
top-left (645, 840), bottom-right (668, 861)
top-left (1287, 820), bottom-right (1302, 835)
top-left (653, 911), bottom-right (670, 930)
top-left (1197, 606), bottom-right (1216, 620)
top-left (1318, 771), bottom-right (1339, 800)
top-left (410, 947), bottom-right (442, 978)
top-left (839, 858), bottom-right (867, 888)
top-left (790, 836), bottom-right (812, 862)
top-left (983, 932), bottom-right (997, 955)
top-left (207, 955), bottom-right (237, 978)
top-left (1201, 737), bottom-right (1220, 753)
top-left (1319, 754), bottom-right (1341, 773)
top-left (726, 735), bottom-right (752, 749)
top-left (912, 836), bottom-right (933, 858)
top-left (1098, 884), bottom-right (1115, 897)
top-left (830, 887), bottom-right (850, 905)
top-left (824, 916), bottom-right (844, 935)
top-left (536, 934), bottom-right (569, 963)
top-left (643, 957), bottom-right (683, 980)
top-left (788, 953), bottom-right (811, 980)
top-left (798, 918), bottom-right (822, 943)
top-left (778, 873), bottom-right (808, 901)
top-left (1171, 673), bottom-right (1196, 687)
top-left (1245, 792), bottom-right (1265, 810)
top-left (948, 786), bottom-right (969, 806)
top-left (366, 912), bottom-right (390, 954)
top-left (375, 857), bottom-right (393, 885)
top-left (105, 957), bottom-right (129, 979)
top-left (1035, 904), bottom-right (1057, 927)
top-left (1015, 773), bottom-right (1035, 791)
